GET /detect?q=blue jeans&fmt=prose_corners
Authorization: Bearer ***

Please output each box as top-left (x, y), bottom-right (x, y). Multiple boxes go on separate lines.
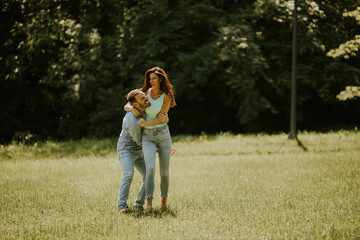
top-left (142, 124), bottom-right (172, 199)
top-left (117, 150), bottom-right (146, 209)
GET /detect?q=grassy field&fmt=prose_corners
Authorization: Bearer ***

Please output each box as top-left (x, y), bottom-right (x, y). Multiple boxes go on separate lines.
top-left (1, 131), bottom-right (360, 239)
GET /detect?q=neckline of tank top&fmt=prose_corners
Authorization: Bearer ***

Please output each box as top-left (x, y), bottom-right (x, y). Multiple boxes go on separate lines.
top-left (148, 88), bottom-right (165, 101)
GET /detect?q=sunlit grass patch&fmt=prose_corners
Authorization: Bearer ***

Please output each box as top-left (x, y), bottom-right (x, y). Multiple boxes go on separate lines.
top-left (1, 130), bottom-right (359, 239)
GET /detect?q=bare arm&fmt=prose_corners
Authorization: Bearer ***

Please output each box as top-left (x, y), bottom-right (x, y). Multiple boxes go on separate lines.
top-left (138, 95), bottom-right (171, 127)
top-left (124, 102), bottom-right (141, 117)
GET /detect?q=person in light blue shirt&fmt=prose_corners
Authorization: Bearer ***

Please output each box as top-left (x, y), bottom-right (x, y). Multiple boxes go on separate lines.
top-left (124, 67), bottom-right (176, 213)
top-left (117, 89), bottom-right (168, 213)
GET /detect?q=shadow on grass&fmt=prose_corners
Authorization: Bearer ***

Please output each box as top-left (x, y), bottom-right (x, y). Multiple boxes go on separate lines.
top-left (124, 207), bottom-right (177, 219)
top-left (288, 135), bottom-right (308, 152)
top-left (295, 137), bottom-right (308, 152)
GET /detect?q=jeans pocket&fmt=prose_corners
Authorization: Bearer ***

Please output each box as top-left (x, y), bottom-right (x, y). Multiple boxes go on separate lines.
top-left (158, 125), bottom-right (169, 133)
top-left (158, 130), bottom-right (171, 141)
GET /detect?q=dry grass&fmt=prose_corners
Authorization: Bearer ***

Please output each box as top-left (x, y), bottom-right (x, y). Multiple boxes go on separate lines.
top-left (1, 131), bottom-right (360, 239)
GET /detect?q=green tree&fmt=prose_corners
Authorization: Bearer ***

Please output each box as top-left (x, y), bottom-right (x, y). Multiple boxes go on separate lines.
top-left (252, 0), bottom-right (360, 130)
top-left (1, 0), bottom-right (359, 143)
top-left (1, 0), bottom-right (68, 143)
top-left (327, 6), bottom-right (360, 101)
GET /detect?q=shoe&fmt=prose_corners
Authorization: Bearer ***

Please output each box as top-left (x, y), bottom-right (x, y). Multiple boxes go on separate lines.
top-left (119, 207), bottom-right (129, 214)
top-left (134, 206), bottom-right (144, 212)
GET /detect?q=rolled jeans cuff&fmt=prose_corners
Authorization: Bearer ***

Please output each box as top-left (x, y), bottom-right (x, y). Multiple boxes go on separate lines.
top-left (146, 194), bottom-right (154, 199)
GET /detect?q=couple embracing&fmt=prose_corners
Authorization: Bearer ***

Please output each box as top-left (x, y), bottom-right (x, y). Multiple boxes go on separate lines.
top-left (116, 67), bottom-right (176, 214)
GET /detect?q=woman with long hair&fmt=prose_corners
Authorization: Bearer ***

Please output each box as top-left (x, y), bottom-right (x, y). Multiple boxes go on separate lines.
top-left (125, 67), bottom-right (176, 213)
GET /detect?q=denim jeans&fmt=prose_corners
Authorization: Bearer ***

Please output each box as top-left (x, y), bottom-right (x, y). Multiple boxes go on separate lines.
top-left (117, 149), bottom-right (146, 209)
top-left (142, 124), bottom-right (172, 198)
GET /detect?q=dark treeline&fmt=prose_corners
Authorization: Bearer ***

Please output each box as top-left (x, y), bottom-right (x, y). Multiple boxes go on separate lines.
top-left (1, 0), bottom-right (359, 144)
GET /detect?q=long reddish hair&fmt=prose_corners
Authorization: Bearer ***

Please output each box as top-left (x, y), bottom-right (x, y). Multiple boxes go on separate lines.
top-left (141, 67), bottom-right (176, 107)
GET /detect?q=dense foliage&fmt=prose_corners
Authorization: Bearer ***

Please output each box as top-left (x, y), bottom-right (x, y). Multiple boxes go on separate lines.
top-left (1, 0), bottom-right (359, 143)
